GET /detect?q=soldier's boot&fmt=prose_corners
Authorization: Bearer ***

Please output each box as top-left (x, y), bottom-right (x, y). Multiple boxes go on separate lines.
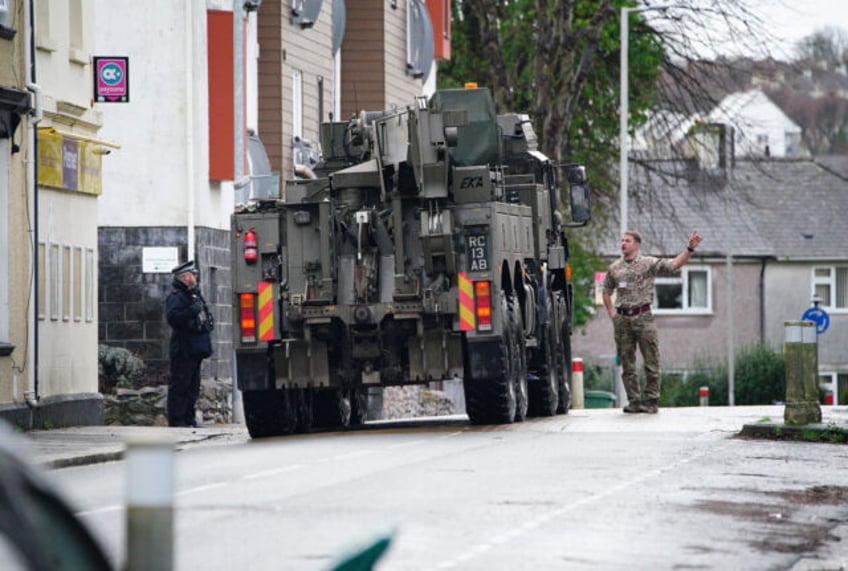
top-left (639, 399), bottom-right (658, 414)
top-left (622, 400), bottom-right (642, 413)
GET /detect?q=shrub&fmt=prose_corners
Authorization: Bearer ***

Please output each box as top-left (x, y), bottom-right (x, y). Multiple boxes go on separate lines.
top-left (658, 344), bottom-right (785, 407)
top-left (98, 344), bottom-right (145, 393)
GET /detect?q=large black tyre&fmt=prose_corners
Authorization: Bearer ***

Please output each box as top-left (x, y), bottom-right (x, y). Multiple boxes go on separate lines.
top-left (243, 388), bottom-right (297, 438)
top-left (293, 387), bottom-right (314, 434)
top-left (509, 298), bottom-right (528, 423)
top-left (464, 296), bottom-right (517, 425)
top-left (553, 292), bottom-right (573, 414)
top-left (350, 385), bottom-right (368, 426)
top-left (528, 294), bottom-right (559, 417)
top-left (313, 387), bottom-right (352, 429)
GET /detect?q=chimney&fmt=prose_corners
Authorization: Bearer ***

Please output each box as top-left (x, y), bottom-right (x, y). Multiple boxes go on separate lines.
top-left (688, 122), bottom-right (734, 173)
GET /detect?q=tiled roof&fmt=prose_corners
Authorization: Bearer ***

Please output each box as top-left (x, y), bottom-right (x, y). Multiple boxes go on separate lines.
top-left (595, 158), bottom-right (848, 261)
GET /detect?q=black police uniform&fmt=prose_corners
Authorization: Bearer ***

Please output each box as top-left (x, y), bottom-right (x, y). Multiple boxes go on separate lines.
top-left (166, 264), bottom-right (214, 427)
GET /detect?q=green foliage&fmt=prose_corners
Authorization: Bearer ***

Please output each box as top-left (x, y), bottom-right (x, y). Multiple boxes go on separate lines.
top-left (568, 240), bottom-right (607, 328)
top-left (98, 344), bottom-right (145, 393)
top-left (583, 362), bottom-right (616, 391)
top-left (657, 345), bottom-right (785, 407)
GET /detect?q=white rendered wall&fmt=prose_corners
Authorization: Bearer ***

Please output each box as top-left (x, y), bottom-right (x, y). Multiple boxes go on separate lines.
top-left (95, 0), bottom-right (233, 231)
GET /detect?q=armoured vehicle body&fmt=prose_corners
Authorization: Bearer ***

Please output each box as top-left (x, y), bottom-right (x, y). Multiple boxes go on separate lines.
top-left (231, 87), bottom-right (590, 437)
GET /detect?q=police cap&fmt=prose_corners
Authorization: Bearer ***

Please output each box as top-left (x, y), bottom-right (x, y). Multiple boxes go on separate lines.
top-left (171, 260), bottom-right (197, 276)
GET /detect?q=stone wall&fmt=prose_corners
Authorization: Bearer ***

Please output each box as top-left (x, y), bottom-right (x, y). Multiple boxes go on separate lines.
top-left (104, 378), bottom-right (232, 426)
top-left (98, 226), bottom-right (232, 385)
top-left (103, 382), bottom-right (457, 426)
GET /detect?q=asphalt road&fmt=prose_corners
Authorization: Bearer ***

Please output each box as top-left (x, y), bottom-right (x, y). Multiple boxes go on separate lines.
top-left (44, 409), bottom-right (848, 570)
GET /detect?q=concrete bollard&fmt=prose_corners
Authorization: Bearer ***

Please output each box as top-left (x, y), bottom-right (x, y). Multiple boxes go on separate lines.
top-left (125, 434), bottom-right (175, 571)
top-left (699, 386), bottom-right (709, 407)
top-left (783, 321), bottom-right (822, 426)
top-left (572, 358), bottom-right (585, 409)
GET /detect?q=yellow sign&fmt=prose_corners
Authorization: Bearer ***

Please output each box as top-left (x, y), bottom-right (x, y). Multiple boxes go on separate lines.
top-left (37, 128), bottom-right (103, 195)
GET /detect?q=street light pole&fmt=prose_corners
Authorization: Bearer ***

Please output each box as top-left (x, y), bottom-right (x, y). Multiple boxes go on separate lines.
top-left (620, 5), bottom-right (677, 239)
top-left (619, 6), bottom-right (630, 239)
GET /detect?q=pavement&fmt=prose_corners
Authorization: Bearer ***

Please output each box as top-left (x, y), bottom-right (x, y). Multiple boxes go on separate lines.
top-left (15, 404), bottom-right (848, 469)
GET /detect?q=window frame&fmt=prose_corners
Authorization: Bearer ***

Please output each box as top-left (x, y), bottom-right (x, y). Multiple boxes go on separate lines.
top-left (292, 69), bottom-right (303, 140)
top-left (49, 243), bottom-right (59, 321)
top-left (812, 265), bottom-right (848, 313)
top-left (651, 265), bottom-right (713, 316)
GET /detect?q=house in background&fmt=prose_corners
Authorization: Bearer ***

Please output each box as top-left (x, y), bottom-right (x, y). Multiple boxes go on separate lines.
top-left (574, 148), bottom-right (848, 405)
top-left (633, 88), bottom-right (804, 160)
top-left (258, 0), bottom-right (448, 183)
top-left (707, 89), bottom-right (804, 158)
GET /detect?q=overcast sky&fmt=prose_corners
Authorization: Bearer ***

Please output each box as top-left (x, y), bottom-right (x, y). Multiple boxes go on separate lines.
top-left (644, 0), bottom-right (848, 61)
top-left (756, 0), bottom-right (848, 58)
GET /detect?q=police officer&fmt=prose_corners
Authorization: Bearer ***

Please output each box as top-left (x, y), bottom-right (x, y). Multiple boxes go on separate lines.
top-left (602, 230), bottom-right (703, 413)
top-left (166, 260), bottom-right (214, 427)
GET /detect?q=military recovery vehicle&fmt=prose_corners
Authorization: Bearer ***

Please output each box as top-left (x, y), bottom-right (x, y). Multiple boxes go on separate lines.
top-left (231, 87), bottom-right (591, 438)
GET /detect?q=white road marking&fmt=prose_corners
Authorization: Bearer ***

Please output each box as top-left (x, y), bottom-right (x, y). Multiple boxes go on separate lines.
top-left (386, 439), bottom-right (427, 450)
top-left (242, 464), bottom-right (305, 480)
top-left (332, 449), bottom-right (374, 461)
top-left (176, 482), bottom-right (228, 496)
top-left (427, 451), bottom-right (707, 570)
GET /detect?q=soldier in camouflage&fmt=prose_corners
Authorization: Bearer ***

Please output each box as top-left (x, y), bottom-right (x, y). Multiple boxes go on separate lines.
top-left (602, 230), bottom-right (704, 413)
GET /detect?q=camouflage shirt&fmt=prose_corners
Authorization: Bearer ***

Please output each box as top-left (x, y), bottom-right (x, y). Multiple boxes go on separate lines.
top-left (603, 255), bottom-right (676, 308)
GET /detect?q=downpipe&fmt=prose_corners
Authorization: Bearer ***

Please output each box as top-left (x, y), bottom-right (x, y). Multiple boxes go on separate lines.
top-left (24, 0), bottom-right (41, 414)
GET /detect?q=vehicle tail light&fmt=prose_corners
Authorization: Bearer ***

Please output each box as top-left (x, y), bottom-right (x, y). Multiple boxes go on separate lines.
top-left (474, 281), bottom-right (492, 331)
top-left (240, 293), bottom-right (257, 343)
top-left (243, 228), bottom-right (257, 264)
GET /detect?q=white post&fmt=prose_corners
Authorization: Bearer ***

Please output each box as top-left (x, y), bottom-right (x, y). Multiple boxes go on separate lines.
top-left (125, 435), bottom-right (175, 571)
top-left (572, 358), bottom-right (585, 409)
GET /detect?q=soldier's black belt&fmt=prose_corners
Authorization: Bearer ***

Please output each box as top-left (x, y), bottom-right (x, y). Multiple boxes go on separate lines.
top-left (617, 304), bottom-right (652, 316)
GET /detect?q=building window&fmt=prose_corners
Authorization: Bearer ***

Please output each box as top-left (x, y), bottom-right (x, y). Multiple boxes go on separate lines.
top-left (0, 0), bottom-right (11, 30)
top-left (68, 0), bottom-right (87, 64)
top-left (35, 0), bottom-right (56, 51)
top-left (813, 266), bottom-right (848, 311)
top-left (292, 69), bottom-right (303, 140)
top-left (652, 266), bottom-right (712, 314)
top-left (819, 372), bottom-right (848, 406)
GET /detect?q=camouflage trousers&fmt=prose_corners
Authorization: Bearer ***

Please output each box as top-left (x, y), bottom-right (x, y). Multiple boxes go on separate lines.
top-left (613, 313), bottom-right (661, 402)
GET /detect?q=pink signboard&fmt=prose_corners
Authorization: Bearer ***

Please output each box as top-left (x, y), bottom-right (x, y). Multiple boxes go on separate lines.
top-left (93, 57), bottom-right (129, 103)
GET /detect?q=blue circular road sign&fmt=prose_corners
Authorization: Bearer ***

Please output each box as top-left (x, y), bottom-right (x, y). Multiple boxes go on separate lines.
top-left (802, 307), bottom-right (830, 334)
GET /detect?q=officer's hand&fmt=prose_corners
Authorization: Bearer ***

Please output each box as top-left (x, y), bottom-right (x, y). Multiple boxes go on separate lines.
top-left (191, 299), bottom-right (203, 314)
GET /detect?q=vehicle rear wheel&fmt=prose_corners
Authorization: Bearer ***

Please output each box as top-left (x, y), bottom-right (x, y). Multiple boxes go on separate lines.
top-left (293, 387), bottom-right (314, 433)
top-left (510, 299), bottom-right (528, 423)
top-left (556, 307), bottom-right (573, 414)
top-left (464, 296), bottom-right (517, 425)
top-left (313, 387), bottom-right (352, 429)
top-left (531, 322), bottom-right (560, 417)
top-left (350, 385), bottom-right (368, 426)
top-left (243, 388), bottom-right (297, 438)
